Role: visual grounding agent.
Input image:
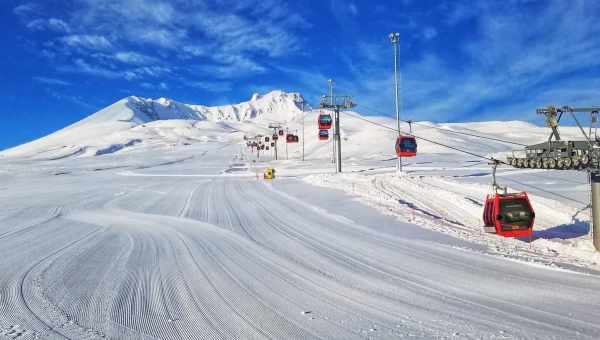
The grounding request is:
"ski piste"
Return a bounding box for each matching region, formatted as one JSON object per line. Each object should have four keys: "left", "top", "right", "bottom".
{"left": 2, "top": 91, "right": 600, "bottom": 339}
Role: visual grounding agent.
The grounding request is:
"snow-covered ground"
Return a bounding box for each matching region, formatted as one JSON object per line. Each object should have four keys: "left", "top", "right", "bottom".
{"left": 2, "top": 91, "right": 600, "bottom": 339}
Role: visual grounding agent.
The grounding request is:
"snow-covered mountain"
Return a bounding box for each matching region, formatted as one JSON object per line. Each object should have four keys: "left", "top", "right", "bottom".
{"left": 192, "top": 91, "right": 306, "bottom": 122}
{"left": 76, "top": 90, "right": 305, "bottom": 125}
{"left": 2, "top": 88, "right": 590, "bottom": 162}
{"left": 1, "top": 90, "right": 305, "bottom": 159}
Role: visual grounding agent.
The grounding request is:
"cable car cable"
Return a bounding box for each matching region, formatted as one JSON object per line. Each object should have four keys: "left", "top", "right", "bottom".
{"left": 328, "top": 85, "right": 527, "bottom": 147}
{"left": 343, "top": 111, "right": 590, "bottom": 206}
{"left": 407, "top": 120, "right": 528, "bottom": 147}
{"left": 341, "top": 110, "right": 507, "bottom": 164}
{"left": 350, "top": 102, "right": 528, "bottom": 147}
{"left": 499, "top": 176, "right": 588, "bottom": 205}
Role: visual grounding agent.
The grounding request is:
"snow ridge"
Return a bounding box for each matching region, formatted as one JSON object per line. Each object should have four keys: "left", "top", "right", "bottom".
{"left": 0, "top": 90, "right": 305, "bottom": 159}
{"left": 191, "top": 90, "right": 306, "bottom": 122}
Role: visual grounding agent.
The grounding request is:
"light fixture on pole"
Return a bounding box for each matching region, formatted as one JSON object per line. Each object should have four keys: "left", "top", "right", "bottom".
{"left": 389, "top": 32, "right": 402, "bottom": 173}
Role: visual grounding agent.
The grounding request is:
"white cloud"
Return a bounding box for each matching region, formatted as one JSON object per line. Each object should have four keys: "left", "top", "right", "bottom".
{"left": 134, "top": 27, "right": 188, "bottom": 49}
{"left": 49, "top": 18, "right": 71, "bottom": 32}
{"left": 181, "top": 46, "right": 205, "bottom": 57}
{"left": 443, "top": 2, "right": 479, "bottom": 26}
{"left": 186, "top": 80, "right": 232, "bottom": 93}
{"left": 140, "top": 82, "right": 169, "bottom": 90}
{"left": 33, "top": 76, "right": 72, "bottom": 86}
{"left": 15, "top": 0, "right": 308, "bottom": 85}
{"left": 114, "top": 51, "right": 158, "bottom": 65}
{"left": 59, "top": 59, "right": 121, "bottom": 79}
{"left": 26, "top": 18, "right": 70, "bottom": 32}
{"left": 48, "top": 90, "right": 96, "bottom": 109}
{"left": 80, "top": 0, "right": 177, "bottom": 25}
{"left": 422, "top": 27, "right": 437, "bottom": 40}
{"left": 61, "top": 35, "right": 113, "bottom": 50}
{"left": 13, "top": 3, "right": 38, "bottom": 17}
{"left": 197, "top": 55, "right": 267, "bottom": 78}
{"left": 334, "top": 0, "right": 600, "bottom": 123}
{"left": 348, "top": 3, "right": 358, "bottom": 16}
{"left": 58, "top": 58, "right": 172, "bottom": 81}
{"left": 192, "top": 12, "right": 299, "bottom": 58}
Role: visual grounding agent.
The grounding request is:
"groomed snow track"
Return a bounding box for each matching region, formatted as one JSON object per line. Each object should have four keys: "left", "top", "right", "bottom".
{"left": 2, "top": 144, "right": 600, "bottom": 340}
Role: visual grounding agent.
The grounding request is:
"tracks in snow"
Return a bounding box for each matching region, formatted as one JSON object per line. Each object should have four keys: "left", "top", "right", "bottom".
{"left": 2, "top": 167, "right": 600, "bottom": 339}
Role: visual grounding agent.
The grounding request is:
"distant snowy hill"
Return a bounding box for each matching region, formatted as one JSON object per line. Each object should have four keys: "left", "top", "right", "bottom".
{"left": 74, "top": 96, "right": 206, "bottom": 126}
{"left": 0, "top": 88, "right": 588, "bottom": 161}
{"left": 1, "top": 91, "right": 305, "bottom": 159}
{"left": 74, "top": 90, "right": 305, "bottom": 125}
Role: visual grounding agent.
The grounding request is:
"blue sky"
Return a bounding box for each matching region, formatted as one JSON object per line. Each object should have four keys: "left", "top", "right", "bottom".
{"left": 2, "top": 0, "right": 600, "bottom": 150}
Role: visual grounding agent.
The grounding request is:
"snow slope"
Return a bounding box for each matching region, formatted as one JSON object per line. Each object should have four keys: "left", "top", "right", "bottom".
{"left": 3, "top": 90, "right": 600, "bottom": 339}
{"left": 2, "top": 143, "right": 600, "bottom": 339}
{"left": 1, "top": 91, "right": 305, "bottom": 159}
{"left": 1, "top": 87, "right": 586, "bottom": 162}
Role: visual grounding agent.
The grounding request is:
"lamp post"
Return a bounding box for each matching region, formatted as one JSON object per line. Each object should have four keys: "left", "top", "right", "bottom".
{"left": 301, "top": 100, "right": 305, "bottom": 161}
{"left": 329, "top": 79, "right": 335, "bottom": 167}
{"left": 390, "top": 32, "right": 402, "bottom": 173}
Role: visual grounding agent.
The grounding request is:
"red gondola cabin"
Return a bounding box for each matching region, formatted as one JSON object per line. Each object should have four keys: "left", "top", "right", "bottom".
{"left": 286, "top": 134, "right": 299, "bottom": 143}
{"left": 319, "top": 129, "right": 329, "bottom": 140}
{"left": 395, "top": 136, "right": 417, "bottom": 157}
{"left": 483, "top": 192, "right": 535, "bottom": 238}
{"left": 318, "top": 113, "right": 333, "bottom": 130}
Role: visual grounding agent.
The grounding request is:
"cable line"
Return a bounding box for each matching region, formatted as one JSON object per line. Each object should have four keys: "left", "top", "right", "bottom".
{"left": 408, "top": 120, "right": 527, "bottom": 147}
{"left": 329, "top": 85, "right": 527, "bottom": 147}
{"left": 342, "top": 111, "right": 590, "bottom": 206}
{"left": 353, "top": 102, "right": 527, "bottom": 147}
{"left": 341, "top": 111, "right": 591, "bottom": 206}
{"left": 341, "top": 110, "right": 507, "bottom": 164}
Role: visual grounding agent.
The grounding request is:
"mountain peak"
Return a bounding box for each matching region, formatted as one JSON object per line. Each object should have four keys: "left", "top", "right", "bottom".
{"left": 192, "top": 90, "right": 305, "bottom": 122}
{"left": 118, "top": 90, "right": 305, "bottom": 124}
{"left": 2, "top": 90, "right": 309, "bottom": 158}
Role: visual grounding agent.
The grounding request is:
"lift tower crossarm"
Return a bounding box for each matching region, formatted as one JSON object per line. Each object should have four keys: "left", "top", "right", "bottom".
{"left": 268, "top": 123, "right": 283, "bottom": 161}
{"left": 320, "top": 95, "right": 356, "bottom": 173}
{"left": 561, "top": 106, "right": 600, "bottom": 113}
{"left": 536, "top": 106, "right": 562, "bottom": 141}
{"left": 538, "top": 105, "right": 600, "bottom": 147}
